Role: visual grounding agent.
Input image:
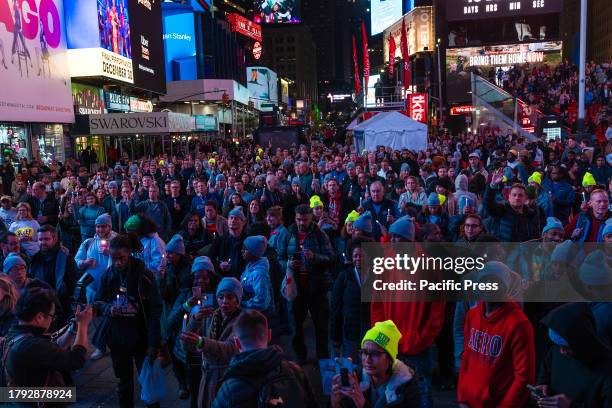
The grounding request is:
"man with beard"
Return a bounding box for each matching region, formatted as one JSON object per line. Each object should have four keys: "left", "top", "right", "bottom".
{"left": 29, "top": 225, "right": 77, "bottom": 329}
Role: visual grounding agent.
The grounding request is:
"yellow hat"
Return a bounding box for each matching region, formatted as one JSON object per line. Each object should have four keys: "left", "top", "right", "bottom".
{"left": 582, "top": 172, "right": 596, "bottom": 187}
{"left": 361, "top": 320, "right": 402, "bottom": 361}
{"left": 256, "top": 156, "right": 261, "bottom": 162}
{"left": 159, "top": 160, "right": 165, "bottom": 165}
{"left": 257, "top": 148, "right": 263, "bottom": 155}
{"left": 528, "top": 171, "right": 543, "bottom": 185}
{"left": 345, "top": 210, "right": 360, "bottom": 224}
{"left": 438, "top": 194, "right": 447, "bottom": 206}
{"left": 208, "top": 158, "right": 216, "bottom": 165}
{"left": 309, "top": 195, "right": 324, "bottom": 209}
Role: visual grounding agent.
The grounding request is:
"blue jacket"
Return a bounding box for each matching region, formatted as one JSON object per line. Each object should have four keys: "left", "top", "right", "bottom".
{"left": 191, "top": 193, "right": 223, "bottom": 217}
{"left": 268, "top": 224, "right": 289, "bottom": 254}
{"left": 75, "top": 233, "right": 118, "bottom": 300}
{"left": 240, "top": 257, "right": 273, "bottom": 313}
{"left": 136, "top": 233, "right": 166, "bottom": 276}
{"left": 541, "top": 178, "right": 576, "bottom": 223}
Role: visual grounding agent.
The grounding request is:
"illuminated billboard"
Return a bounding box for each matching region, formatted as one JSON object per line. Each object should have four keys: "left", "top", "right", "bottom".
{"left": 447, "top": 0, "right": 563, "bottom": 21}
{"left": 0, "top": 0, "right": 74, "bottom": 123}
{"left": 446, "top": 41, "right": 562, "bottom": 103}
{"left": 228, "top": 13, "right": 262, "bottom": 42}
{"left": 371, "top": 0, "right": 403, "bottom": 36}
{"left": 72, "top": 84, "right": 106, "bottom": 115}
{"left": 383, "top": 7, "right": 434, "bottom": 59}
{"left": 247, "top": 67, "right": 278, "bottom": 104}
{"left": 255, "top": 0, "right": 301, "bottom": 24}
{"left": 65, "top": 0, "right": 165, "bottom": 93}
{"left": 163, "top": 7, "right": 196, "bottom": 82}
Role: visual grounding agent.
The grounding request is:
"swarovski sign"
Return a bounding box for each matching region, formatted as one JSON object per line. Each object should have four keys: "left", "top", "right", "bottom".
{"left": 88, "top": 112, "right": 192, "bottom": 134}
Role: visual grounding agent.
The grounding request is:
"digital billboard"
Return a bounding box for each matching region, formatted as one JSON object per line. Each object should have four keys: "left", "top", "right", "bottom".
{"left": 128, "top": 0, "right": 166, "bottom": 94}
{"left": 0, "top": 0, "right": 74, "bottom": 123}
{"left": 447, "top": 0, "right": 563, "bottom": 21}
{"left": 446, "top": 41, "right": 563, "bottom": 103}
{"left": 72, "top": 84, "right": 106, "bottom": 115}
{"left": 371, "top": 0, "right": 403, "bottom": 36}
{"left": 383, "top": 7, "right": 434, "bottom": 60}
{"left": 254, "top": 0, "right": 301, "bottom": 24}
{"left": 247, "top": 67, "right": 278, "bottom": 104}
{"left": 65, "top": 0, "right": 165, "bottom": 93}
{"left": 163, "top": 7, "right": 196, "bottom": 82}
{"left": 228, "top": 13, "right": 262, "bottom": 42}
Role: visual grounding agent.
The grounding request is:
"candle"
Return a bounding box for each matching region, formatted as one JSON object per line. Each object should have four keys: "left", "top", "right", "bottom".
{"left": 182, "top": 314, "right": 188, "bottom": 331}
{"left": 582, "top": 192, "right": 587, "bottom": 202}
{"left": 115, "top": 294, "right": 120, "bottom": 306}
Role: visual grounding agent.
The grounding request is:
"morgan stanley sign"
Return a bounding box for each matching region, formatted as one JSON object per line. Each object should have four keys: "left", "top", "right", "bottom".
{"left": 88, "top": 112, "right": 193, "bottom": 134}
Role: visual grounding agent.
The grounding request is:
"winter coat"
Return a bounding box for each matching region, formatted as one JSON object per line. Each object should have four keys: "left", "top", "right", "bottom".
{"left": 268, "top": 224, "right": 289, "bottom": 254}
{"left": 482, "top": 185, "right": 542, "bottom": 242}
{"left": 211, "top": 346, "right": 318, "bottom": 408}
{"left": 74, "top": 233, "right": 118, "bottom": 300}
{"left": 77, "top": 204, "right": 106, "bottom": 239}
{"left": 453, "top": 174, "right": 479, "bottom": 210}
{"left": 26, "top": 195, "right": 58, "bottom": 226}
{"left": 193, "top": 309, "right": 245, "bottom": 408}
{"left": 361, "top": 198, "right": 399, "bottom": 241}
{"left": 240, "top": 257, "right": 274, "bottom": 314}
{"left": 398, "top": 190, "right": 428, "bottom": 212}
{"left": 565, "top": 209, "right": 611, "bottom": 242}
{"left": 541, "top": 178, "right": 576, "bottom": 223}
{"left": 592, "top": 302, "right": 612, "bottom": 348}
{"left": 330, "top": 266, "right": 371, "bottom": 343}
{"left": 137, "top": 233, "right": 166, "bottom": 276}
{"left": 207, "top": 232, "right": 247, "bottom": 279}
{"left": 136, "top": 200, "right": 173, "bottom": 241}
{"left": 359, "top": 358, "right": 421, "bottom": 408}
{"left": 94, "top": 257, "right": 162, "bottom": 350}
{"left": 276, "top": 222, "right": 335, "bottom": 293}
{"left": 458, "top": 302, "right": 535, "bottom": 408}
{"left": 539, "top": 303, "right": 612, "bottom": 407}
{"left": 159, "top": 256, "right": 192, "bottom": 341}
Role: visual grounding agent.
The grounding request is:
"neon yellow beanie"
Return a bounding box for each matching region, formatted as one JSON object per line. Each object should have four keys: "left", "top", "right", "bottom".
{"left": 345, "top": 210, "right": 360, "bottom": 224}
{"left": 438, "top": 194, "right": 447, "bottom": 206}
{"left": 582, "top": 172, "right": 596, "bottom": 187}
{"left": 309, "top": 195, "right": 323, "bottom": 208}
{"left": 208, "top": 158, "right": 216, "bottom": 165}
{"left": 361, "top": 320, "right": 402, "bottom": 361}
{"left": 528, "top": 171, "right": 543, "bottom": 185}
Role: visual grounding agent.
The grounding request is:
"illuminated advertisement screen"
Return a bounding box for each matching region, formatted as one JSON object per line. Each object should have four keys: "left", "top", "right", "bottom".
{"left": 163, "top": 7, "right": 196, "bottom": 82}
{"left": 72, "top": 84, "right": 106, "bottom": 115}
{"left": 0, "top": 0, "right": 74, "bottom": 123}
{"left": 446, "top": 41, "right": 562, "bottom": 103}
{"left": 98, "top": 0, "right": 131, "bottom": 58}
{"left": 371, "top": 0, "right": 403, "bottom": 36}
{"left": 128, "top": 0, "right": 166, "bottom": 94}
{"left": 447, "top": 0, "right": 563, "bottom": 21}
{"left": 254, "top": 0, "right": 301, "bottom": 24}
{"left": 247, "top": 67, "right": 279, "bottom": 104}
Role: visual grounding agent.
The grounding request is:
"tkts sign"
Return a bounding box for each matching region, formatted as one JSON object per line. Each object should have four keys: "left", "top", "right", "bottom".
{"left": 227, "top": 13, "right": 262, "bottom": 42}
{"left": 407, "top": 93, "right": 428, "bottom": 124}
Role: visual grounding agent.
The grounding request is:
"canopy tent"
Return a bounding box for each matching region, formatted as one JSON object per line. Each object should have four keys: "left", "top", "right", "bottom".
{"left": 353, "top": 111, "right": 428, "bottom": 152}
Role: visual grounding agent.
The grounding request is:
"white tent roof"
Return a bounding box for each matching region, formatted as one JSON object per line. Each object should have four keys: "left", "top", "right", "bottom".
{"left": 353, "top": 111, "right": 428, "bottom": 152}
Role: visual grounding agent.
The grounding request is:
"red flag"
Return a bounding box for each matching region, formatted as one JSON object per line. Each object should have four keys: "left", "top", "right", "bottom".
{"left": 362, "top": 21, "right": 370, "bottom": 91}
{"left": 400, "top": 18, "right": 411, "bottom": 91}
{"left": 388, "top": 35, "right": 396, "bottom": 78}
{"left": 352, "top": 35, "right": 361, "bottom": 95}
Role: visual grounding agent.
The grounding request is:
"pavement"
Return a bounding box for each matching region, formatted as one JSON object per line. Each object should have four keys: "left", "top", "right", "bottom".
{"left": 71, "top": 318, "right": 457, "bottom": 407}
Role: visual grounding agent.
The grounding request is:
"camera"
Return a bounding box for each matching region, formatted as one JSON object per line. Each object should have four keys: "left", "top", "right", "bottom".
{"left": 71, "top": 273, "right": 94, "bottom": 314}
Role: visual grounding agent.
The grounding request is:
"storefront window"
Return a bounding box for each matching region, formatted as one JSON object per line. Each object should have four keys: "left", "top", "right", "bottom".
{"left": 0, "top": 124, "right": 29, "bottom": 165}
{"left": 36, "top": 124, "right": 64, "bottom": 165}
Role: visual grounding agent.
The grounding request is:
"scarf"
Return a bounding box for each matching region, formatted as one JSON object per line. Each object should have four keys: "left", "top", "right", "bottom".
{"left": 209, "top": 307, "right": 241, "bottom": 341}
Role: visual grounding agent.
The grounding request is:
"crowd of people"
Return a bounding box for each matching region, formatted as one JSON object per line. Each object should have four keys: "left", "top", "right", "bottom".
{"left": 0, "top": 123, "right": 610, "bottom": 408}
{"left": 492, "top": 60, "right": 612, "bottom": 138}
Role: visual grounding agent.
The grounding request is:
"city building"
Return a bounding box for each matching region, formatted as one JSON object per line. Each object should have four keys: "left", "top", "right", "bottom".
{"left": 261, "top": 24, "right": 319, "bottom": 113}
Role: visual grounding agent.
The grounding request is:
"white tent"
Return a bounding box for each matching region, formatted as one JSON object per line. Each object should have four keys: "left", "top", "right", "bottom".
{"left": 353, "top": 111, "right": 428, "bottom": 152}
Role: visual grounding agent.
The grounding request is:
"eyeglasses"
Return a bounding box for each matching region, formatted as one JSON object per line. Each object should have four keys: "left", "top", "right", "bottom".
{"left": 464, "top": 223, "right": 481, "bottom": 229}
{"left": 43, "top": 312, "right": 56, "bottom": 320}
{"left": 358, "top": 348, "right": 386, "bottom": 359}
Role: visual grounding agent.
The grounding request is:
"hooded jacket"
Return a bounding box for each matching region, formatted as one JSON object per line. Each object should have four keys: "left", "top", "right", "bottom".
{"left": 359, "top": 358, "right": 420, "bottom": 408}
{"left": 240, "top": 257, "right": 273, "bottom": 313}
{"left": 211, "top": 346, "right": 318, "bottom": 408}
{"left": 538, "top": 303, "right": 612, "bottom": 407}
{"left": 453, "top": 174, "right": 479, "bottom": 209}
{"left": 458, "top": 302, "right": 535, "bottom": 408}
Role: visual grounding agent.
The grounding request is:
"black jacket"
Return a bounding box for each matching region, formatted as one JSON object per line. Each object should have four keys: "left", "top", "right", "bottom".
{"left": 330, "top": 266, "right": 371, "bottom": 343}
{"left": 208, "top": 232, "right": 247, "bottom": 279}
{"left": 538, "top": 303, "right": 612, "bottom": 407}
{"left": 4, "top": 324, "right": 87, "bottom": 387}
{"left": 95, "top": 257, "right": 162, "bottom": 349}
{"left": 211, "top": 346, "right": 318, "bottom": 408}
{"left": 27, "top": 194, "right": 58, "bottom": 226}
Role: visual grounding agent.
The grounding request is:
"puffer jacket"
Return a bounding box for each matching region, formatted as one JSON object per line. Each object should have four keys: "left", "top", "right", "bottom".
{"left": 359, "top": 358, "right": 421, "bottom": 408}
{"left": 482, "top": 185, "right": 542, "bottom": 242}
{"left": 330, "top": 266, "right": 371, "bottom": 343}
{"left": 240, "top": 257, "right": 273, "bottom": 313}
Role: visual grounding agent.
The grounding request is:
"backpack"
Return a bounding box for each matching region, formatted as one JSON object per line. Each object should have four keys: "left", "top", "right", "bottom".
{"left": 245, "top": 361, "right": 313, "bottom": 408}
{"left": 0, "top": 333, "right": 32, "bottom": 387}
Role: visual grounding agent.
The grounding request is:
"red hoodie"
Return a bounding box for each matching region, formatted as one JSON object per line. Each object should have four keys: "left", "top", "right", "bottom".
{"left": 458, "top": 302, "right": 535, "bottom": 408}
